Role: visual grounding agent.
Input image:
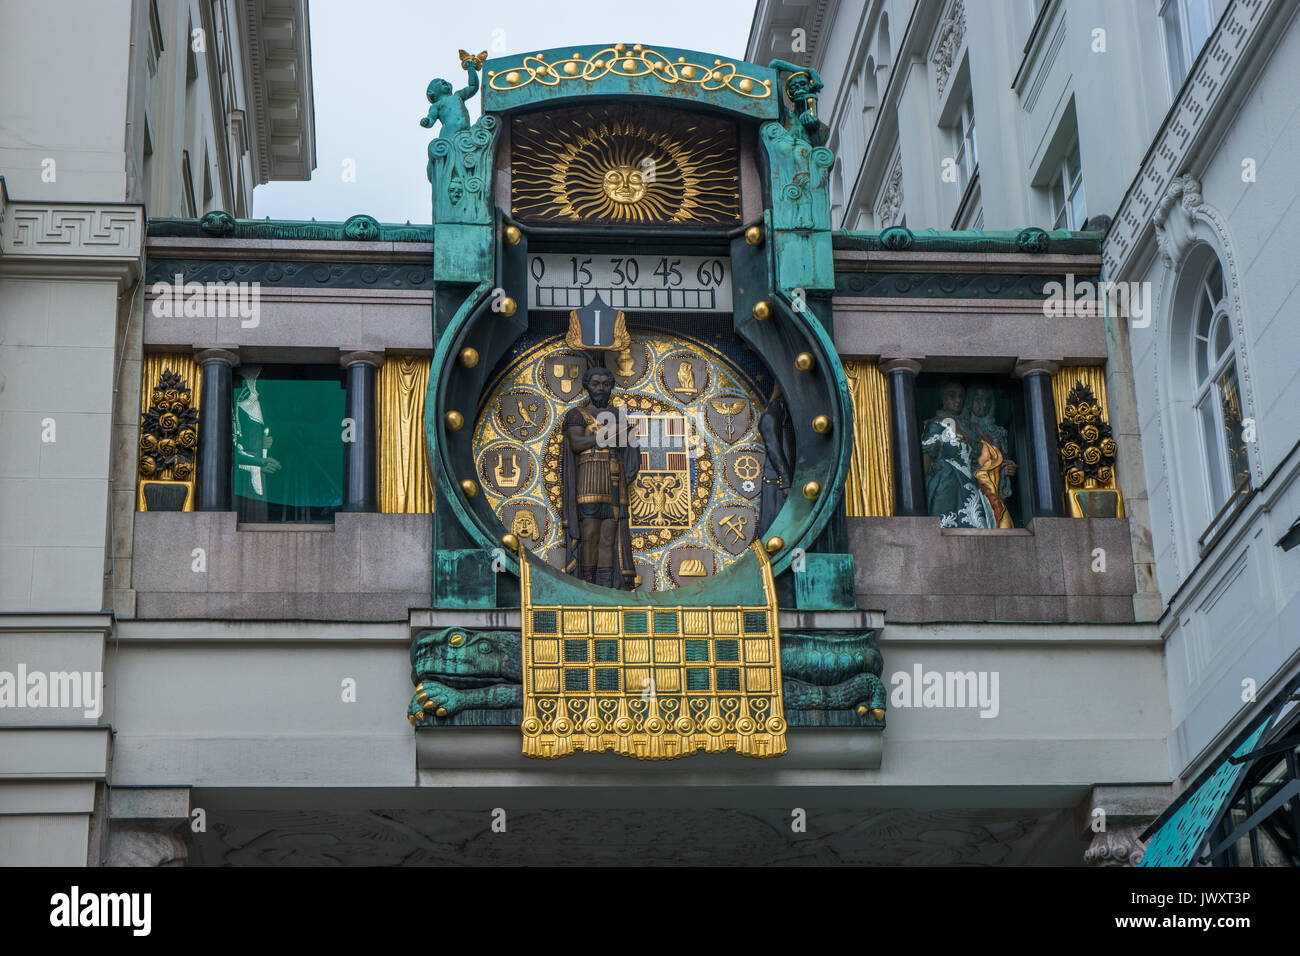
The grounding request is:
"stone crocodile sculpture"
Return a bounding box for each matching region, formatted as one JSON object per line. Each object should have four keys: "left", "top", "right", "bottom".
{"left": 407, "top": 627, "right": 886, "bottom": 728}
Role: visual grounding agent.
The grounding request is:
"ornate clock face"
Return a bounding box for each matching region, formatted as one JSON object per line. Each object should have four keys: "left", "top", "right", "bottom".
{"left": 471, "top": 329, "right": 771, "bottom": 591}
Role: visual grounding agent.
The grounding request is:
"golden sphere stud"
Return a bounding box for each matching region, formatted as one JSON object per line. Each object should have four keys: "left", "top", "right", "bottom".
{"left": 498, "top": 296, "right": 517, "bottom": 317}
{"left": 505, "top": 71, "right": 520, "bottom": 85}
{"left": 752, "top": 300, "right": 771, "bottom": 321}
{"left": 504, "top": 225, "right": 522, "bottom": 245}
{"left": 459, "top": 479, "right": 478, "bottom": 498}
{"left": 764, "top": 536, "right": 785, "bottom": 554}
{"left": 744, "top": 225, "right": 764, "bottom": 246}
{"left": 812, "top": 415, "right": 832, "bottom": 434}
{"left": 444, "top": 410, "right": 464, "bottom": 431}
{"left": 500, "top": 533, "right": 520, "bottom": 552}
{"left": 802, "top": 481, "right": 822, "bottom": 500}
{"left": 459, "top": 347, "right": 479, "bottom": 368}
{"left": 795, "top": 352, "right": 815, "bottom": 372}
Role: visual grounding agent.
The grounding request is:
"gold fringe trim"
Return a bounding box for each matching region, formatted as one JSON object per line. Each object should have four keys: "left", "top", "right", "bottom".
{"left": 519, "top": 543, "right": 787, "bottom": 760}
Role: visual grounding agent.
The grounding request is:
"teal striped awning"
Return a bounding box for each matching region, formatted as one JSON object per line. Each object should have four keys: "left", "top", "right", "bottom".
{"left": 1139, "top": 716, "right": 1274, "bottom": 867}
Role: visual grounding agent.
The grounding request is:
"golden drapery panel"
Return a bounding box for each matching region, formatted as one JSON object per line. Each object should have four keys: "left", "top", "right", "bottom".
{"left": 379, "top": 355, "right": 435, "bottom": 514}
{"left": 1052, "top": 366, "right": 1124, "bottom": 517}
{"left": 137, "top": 353, "right": 200, "bottom": 511}
{"left": 518, "top": 542, "right": 787, "bottom": 760}
{"left": 843, "top": 360, "right": 893, "bottom": 517}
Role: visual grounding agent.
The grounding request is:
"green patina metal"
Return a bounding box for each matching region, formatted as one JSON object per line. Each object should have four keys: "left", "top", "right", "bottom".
{"left": 793, "top": 552, "right": 856, "bottom": 610}
{"left": 480, "top": 44, "right": 781, "bottom": 121}
{"left": 407, "top": 625, "right": 885, "bottom": 728}
{"left": 833, "top": 225, "right": 1104, "bottom": 256}
{"left": 760, "top": 121, "right": 836, "bottom": 292}
{"left": 148, "top": 212, "right": 433, "bottom": 242}
{"left": 422, "top": 44, "right": 856, "bottom": 613}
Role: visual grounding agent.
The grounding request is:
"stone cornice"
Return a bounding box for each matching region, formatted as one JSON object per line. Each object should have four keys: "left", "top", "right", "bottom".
{"left": 240, "top": 0, "right": 316, "bottom": 185}
{"left": 0, "top": 180, "right": 143, "bottom": 284}
{"left": 1103, "top": 0, "right": 1284, "bottom": 279}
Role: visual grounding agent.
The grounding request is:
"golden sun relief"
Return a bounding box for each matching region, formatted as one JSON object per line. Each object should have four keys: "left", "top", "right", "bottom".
{"left": 511, "top": 105, "right": 740, "bottom": 224}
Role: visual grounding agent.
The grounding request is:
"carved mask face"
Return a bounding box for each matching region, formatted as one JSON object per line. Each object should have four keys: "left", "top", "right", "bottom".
{"left": 448, "top": 176, "right": 465, "bottom": 204}
{"left": 602, "top": 167, "right": 647, "bottom": 204}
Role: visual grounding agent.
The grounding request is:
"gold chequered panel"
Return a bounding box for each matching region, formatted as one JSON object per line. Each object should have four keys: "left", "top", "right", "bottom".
{"left": 518, "top": 543, "right": 787, "bottom": 760}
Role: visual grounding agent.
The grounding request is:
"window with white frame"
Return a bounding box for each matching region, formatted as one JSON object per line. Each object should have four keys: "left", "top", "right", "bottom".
{"left": 1161, "top": 0, "right": 1214, "bottom": 93}
{"left": 952, "top": 92, "right": 978, "bottom": 191}
{"left": 1049, "top": 140, "right": 1086, "bottom": 229}
{"left": 1190, "top": 255, "right": 1250, "bottom": 514}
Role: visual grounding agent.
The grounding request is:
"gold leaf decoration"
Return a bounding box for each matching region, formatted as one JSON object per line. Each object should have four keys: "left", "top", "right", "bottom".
{"left": 511, "top": 105, "right": 740, "bottom": 224}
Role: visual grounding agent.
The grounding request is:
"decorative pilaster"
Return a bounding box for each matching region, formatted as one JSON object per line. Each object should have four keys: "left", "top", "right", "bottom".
{"left": 1015, "top": 360, "right": 1066, "bottom": 517}
{"left": 195, "top": 348, "right": 238, "bottom": 512}
{"left": 341, "top": 351, "right": 382, "bottom": 513}
{"left": 881, "top": 358, "right": 926, "bottom": 517}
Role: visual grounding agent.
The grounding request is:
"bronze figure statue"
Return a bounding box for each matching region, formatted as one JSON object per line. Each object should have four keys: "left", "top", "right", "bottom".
{"left": 561, "top": 367, "right": 641, "bottom": 589}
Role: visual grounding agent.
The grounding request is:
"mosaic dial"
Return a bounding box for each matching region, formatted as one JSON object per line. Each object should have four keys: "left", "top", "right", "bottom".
{"left": 472, "top": 332, "right": 766, "bottom": 591}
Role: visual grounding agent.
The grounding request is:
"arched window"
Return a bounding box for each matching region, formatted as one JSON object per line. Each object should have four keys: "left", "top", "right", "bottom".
{"left": 1189, "top": 255, "right": 1250, "bottom": 511}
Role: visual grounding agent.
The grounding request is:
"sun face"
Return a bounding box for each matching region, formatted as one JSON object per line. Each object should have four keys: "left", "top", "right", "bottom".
{"left": 602, "top": 167, "right": 647, "bottom": 204}
{"left": 512, "top": 105, "right": 740, "bottom": 224}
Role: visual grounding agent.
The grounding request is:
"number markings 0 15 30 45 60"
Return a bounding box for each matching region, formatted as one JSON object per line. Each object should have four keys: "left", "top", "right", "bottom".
{"left": 527, "top": 254, "right": 732, "bottom": 313}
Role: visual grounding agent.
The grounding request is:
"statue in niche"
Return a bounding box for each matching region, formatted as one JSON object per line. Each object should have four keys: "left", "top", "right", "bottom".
{"left": 961, "top": 385, "right": 1017, "bottom": 524}
{"left": 561, "top": 367, "right": 641, "bottom": 589}
{"left": 921, "top": 380, "right": 1015, "bottom": 529}
{"left": 758, "top": 387, "right": 796, "bottom": 533}
{"left": 767, "top": 60, "right": 827, "bottom": 146}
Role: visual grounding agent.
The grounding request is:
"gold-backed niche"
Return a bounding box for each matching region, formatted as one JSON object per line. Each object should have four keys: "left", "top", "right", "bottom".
{"left": 137, "top": 354, "right": 201, "bottom": 511}
{"left": 1053, "top": 366, "right": 1125, "bottom": 518}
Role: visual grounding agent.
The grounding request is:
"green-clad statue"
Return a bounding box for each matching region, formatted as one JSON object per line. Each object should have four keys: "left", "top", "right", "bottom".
{"left": 921, "top": 380, "right": 1015, "bottom": 529}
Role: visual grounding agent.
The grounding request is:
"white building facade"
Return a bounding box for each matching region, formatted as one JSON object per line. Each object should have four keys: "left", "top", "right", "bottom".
{"left": 0, "top": 0, "right": 314, "bottom": 865}
{"left": 748, "top": 0, "right": 1300, "bottom": 864}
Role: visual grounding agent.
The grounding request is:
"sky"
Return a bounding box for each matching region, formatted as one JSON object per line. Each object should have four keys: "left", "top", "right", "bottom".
{"left": 253, "top": 0, "right": 759, "bottom": 223}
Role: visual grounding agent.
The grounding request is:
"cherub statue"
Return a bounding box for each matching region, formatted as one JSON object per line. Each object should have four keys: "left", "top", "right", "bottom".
{"left": 767, "top": 59, "right": 827, "bottom": 146}
{"left": 419, "top": 49, "right": 486, "bottom": 141}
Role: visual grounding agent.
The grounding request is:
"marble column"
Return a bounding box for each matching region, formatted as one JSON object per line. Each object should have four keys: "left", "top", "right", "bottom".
{"left": 881, "top": 358, "right": 927, "bottom": 516}
{"left": 194, "top": 348, "right": 238, "bottom": 511}
{"left": 340, "top": 351, "right": 382, "bottom": 513}
{"left": 1015, "top": 360, "right": 1066, "bottom": 518}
